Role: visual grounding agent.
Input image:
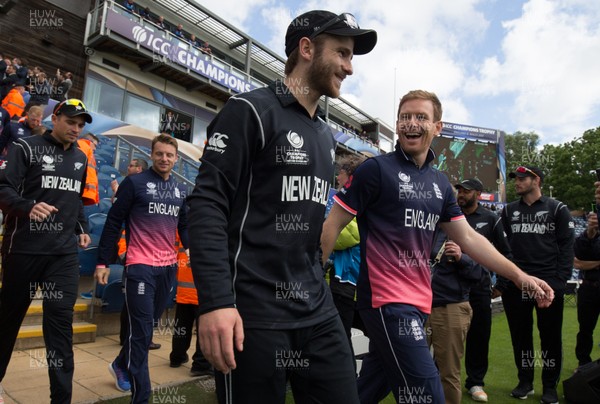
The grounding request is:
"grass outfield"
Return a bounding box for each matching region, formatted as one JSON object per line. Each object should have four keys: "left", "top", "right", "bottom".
{"left": 100, "top": 303, "right": 591, "bottom": 403}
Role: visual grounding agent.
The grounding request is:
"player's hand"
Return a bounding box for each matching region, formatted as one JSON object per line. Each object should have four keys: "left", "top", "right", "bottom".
{"left": 586, "top": 212, "right": 598, "bottom": 239}
{"left": 94, "top": 266, "right": 110, "bottom": 286}
{"left": 444, "top": 240, "right": 462, "bottom": 261}
{"left": 517, "top": 274, "right": 555, "bottom": 308}
{"left": 594, "top": 181, "right": 600, "bottom": 204}
{"left": 110, "top": 179, "right": 119, "bottom": 193}
{"left": 491, "top": 288, "right": 502, "bottom": 299}
{"left": 29, "top": 202, "right": 58, "bottom": 221}
{"left": 198, "top": 308, "right": 244, "bottom": 374}
{"left": 78, "top": 233, "right": 91, "bottom": 248}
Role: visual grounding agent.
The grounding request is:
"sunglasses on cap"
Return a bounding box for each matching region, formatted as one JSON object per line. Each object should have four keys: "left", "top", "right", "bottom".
{"left": 54, "top": 99, "right": 87, "bottom": 114}
{"left": 516, "top": 166, "right": 540, "bottom": 178}
{"left": 310, "top": 13, "right": 357, "bottom": 39}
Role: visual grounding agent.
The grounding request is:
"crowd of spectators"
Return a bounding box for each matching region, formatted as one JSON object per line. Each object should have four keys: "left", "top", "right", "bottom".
{"left": 122, "top": 1, "right": 212, "bottom": 55}
{"left": 0, "top": 51, "right": 77, "bottom": 155}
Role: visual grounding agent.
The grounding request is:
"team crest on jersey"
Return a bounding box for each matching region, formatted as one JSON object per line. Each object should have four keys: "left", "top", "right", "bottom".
{"left": 475, "top": 222, "right": 488, "bottom": 229}
{"left": 174, "top": 187, "right": 181, "bottom": 198}
{"left": 74, "top": 162, "right": 83, "bottom": 170}
{"left": 42, "top": 155, "right": 55, "bottom": 171}
{"left": 146, "top": 182, "right": 157, "bottom": 195}
{"left": 275, "top": 130, "right": 309, "bottom": 166}
{"left": 398, "top": 171, "right": 410, "bottom": 183}
{"left": 432, "top": 183, "right": 443, "bottom": 199}
{"left": 511, "top": 210, "right": 521, "bottom": 221}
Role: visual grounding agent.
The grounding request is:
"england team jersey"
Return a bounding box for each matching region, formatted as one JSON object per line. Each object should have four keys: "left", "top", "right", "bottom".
{"left": 334, "top": 146, "right": 464, "bottom": 314}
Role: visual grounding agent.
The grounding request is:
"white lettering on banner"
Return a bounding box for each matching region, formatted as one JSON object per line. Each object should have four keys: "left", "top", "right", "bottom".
{"left": 281, "top": 176, "right": 329, "bottom": 206}
{"left": 41, "top": 175, "right": 81, "bottom": 192}
{"left": 148, "top": 202, "right": 180, "bottom": 216}
{"left": 404, "top": 209, "right": 439, "bottom": 231}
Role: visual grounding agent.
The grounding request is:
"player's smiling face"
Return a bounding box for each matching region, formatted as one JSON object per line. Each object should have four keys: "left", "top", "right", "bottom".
{"left": 396, "top": 99, "right": 442, "bottom": 164}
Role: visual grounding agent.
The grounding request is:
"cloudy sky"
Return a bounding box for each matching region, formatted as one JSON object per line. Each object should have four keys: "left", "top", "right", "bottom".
{"left": 196, "top": 0, "right": 599, "bottom": 145}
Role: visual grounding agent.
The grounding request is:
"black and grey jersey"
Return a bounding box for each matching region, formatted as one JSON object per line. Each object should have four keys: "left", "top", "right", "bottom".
{"left": 188, "top": 80, "right": 337, "bottom": 329}
{"left": 501, "top": 196, "right": 575, "bottom": 291}
{"left": 0, "top": 131, "right": 88, "bottom": 256}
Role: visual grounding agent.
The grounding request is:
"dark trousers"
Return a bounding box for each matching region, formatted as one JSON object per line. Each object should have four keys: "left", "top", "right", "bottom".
{"left": 0, "top": 253, "right": 79, "bottom": 404}
{"left": 576, "top": 281, "right": 600, "bottom": 365}
{"left": 214, "top": 315, "right": 358, "bottom": 404}
{"left": 465, "top": 287, "right": 492, "bottom": 389}
{"left": 116, "top": 263, "right": 176, "bottom": 404}
{"left": 169, "top": 303, "right": 209, "bottom": 370}
{"left": 358, "top": 304, "right": 445, "bottom": 404}
{"left": 502, "top": 286, "right": 564, "bottom": 388}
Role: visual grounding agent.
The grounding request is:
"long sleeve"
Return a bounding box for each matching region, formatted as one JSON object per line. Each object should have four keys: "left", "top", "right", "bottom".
{"left": 187, "top": 97, "right": 261, "bottom": 314}
{"left": 0, "top": 139, "right": 36, "bottom": 216}
{"left": 97, "top": 177, "right": 135, "bottom": 265}
{"left": 555, "top": 204, "right": 575, "bottom": 282}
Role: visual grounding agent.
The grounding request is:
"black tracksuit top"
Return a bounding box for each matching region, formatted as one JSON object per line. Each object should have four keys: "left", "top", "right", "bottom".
{"left": 187, "top": 80, "right": 337, "bottom": 329}
{"left": 0, "top": 131, "right": 88, "bottom": 256}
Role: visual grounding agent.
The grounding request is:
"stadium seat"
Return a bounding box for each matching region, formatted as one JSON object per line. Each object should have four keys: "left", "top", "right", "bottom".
{"left": 79, "top": 247, "right": 99, "bottom": 276}
{"left": 99, "top": 165, "right": 121, "bottom": 177}
{"left": 90, "top": 264, "right": 125, "bottom": 318}
{"left": 99, "top": 198, "right": 113, "bottom": 214}
{"left": 84, "top": 203, "right": 101, "bottom": 217}
{"left": 88, "top": 213, "right": 107, "bottom": 236}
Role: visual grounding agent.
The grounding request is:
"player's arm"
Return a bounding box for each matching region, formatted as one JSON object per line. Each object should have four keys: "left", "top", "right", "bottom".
{"left": 441, "top": 219, "right": 554, "bottom": 307}
{"left": 0, "top": 139, "right": 38, "bottom": 216}
{"left": 321, "top": 203, "right": 355, "bottom": 266}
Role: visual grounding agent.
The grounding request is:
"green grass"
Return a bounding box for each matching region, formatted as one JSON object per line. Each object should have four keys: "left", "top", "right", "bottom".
{"left": 99, "top": 304, "right": 588, "bottom": 403}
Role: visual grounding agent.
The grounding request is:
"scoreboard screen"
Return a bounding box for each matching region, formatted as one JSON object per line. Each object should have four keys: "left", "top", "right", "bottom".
{"left": 431, "top": 136, "right": 499, "bottom": 193}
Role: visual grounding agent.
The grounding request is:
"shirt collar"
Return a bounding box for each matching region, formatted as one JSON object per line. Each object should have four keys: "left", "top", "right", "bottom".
{"left": 43, "top": 130, "right": 73, "bottom": 150}
{"left": 268, "top": 80, "right": 326, "bottom": 120}
{"left": 394, "top": 142, "right": 436, "bottom": 167}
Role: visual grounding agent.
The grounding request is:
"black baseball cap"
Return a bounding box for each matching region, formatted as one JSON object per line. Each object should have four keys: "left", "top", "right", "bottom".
{"left": 285, "top": 10, "right": 377, "bottom": 57}
{"left": 508, "top": 165, "right": 544, "bottom": 181}
{"left": 455, "top": 178, "right": 483, "bottom": 192}
{"left": 53, "top": 99, "right": 92, "bottom": 124}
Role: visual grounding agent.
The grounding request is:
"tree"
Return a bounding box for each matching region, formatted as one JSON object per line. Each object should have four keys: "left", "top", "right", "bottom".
{"left": 503, "top": 127, "right": 600, "bottom": 211}
{"left": 503, "top": 131, "right": 541, "bottom": 203}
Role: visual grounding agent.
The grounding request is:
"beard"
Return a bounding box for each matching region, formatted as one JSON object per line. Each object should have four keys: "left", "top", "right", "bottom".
{"left": 306, "top": 51, "right": 339, "bottom": 98}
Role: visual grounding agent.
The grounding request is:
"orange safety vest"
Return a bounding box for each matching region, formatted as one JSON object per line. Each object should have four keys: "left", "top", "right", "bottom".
{"left": 1, "top": 89, "right": 25, "bottom": 119}
{"left": 77, "top": 139, "right": 99, "bottom": 205}
{"left": 174, "top": 235, "right": 198, "bottom": 305}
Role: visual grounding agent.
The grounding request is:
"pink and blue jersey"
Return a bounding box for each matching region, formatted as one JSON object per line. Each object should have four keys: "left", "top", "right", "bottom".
{"left": 98, "top": 168, "right": 188, "bottom": 267}
{"left": 334, "top": 147, "right": 464, "bottom": 314}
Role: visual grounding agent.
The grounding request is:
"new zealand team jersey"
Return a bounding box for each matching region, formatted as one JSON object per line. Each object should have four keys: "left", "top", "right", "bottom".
{"left": 501, "top": 196, "right": 574, "bottom": 291}
{"left": 187, "top": 80, "right": 337, "bottom": 329}
{"left": 334, "top": 145, "right": 464, "bottom": 314}
{"left": 98, "top": 168, "right": 188, "bottom": 267}
{"left": 0, "top": 132, "right": 88, "bottom": 255}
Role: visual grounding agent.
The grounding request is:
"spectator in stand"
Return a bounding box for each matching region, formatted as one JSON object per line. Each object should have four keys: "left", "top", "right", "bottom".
{"left": 13, "top": 58, "right": 28, "bottom": 85}
{"left": 189, "top": 34, "right": 201, "bottom": 49}
{"left": 0, "top": 105, "right": 43, "bottom": 155}
{"left": 123, "top": 0, "right": 135, "bottom": 13}
{"left": 53, "top": 69, "right": 72, "bottom": 102}
{"left": 156, "top": 16, "right": 167, "bottom": 30}
{"left": 0, "top": 53, "right": 6, "bottom": 78}
{"left": 169, "top": 231, "right": 212, "bottom": 377}
{"left": 174, "top": 24, "right": 185, "bottom": 39}
{"left": 574, "top": 209, "right": 600, "bottom": 367}
{"left": 200, "top": 41, "right": 212, "bottom": 55}
{"left": 140, "top": 7, "right": 151, "bottom": 20}
{"left": 1, "top": 85, "right": 26, "bottom": 119}
{"left": 0, "top": 62, "right": 18, "bottom": 100}
{"left": 31, "top": 125, "right": 47, "bottom": 136}
{"left": 29, "top": 72, "right": 52, "bottom": 106}
{"left": 500, "top": 166, "right": 574, "bottom": 404}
